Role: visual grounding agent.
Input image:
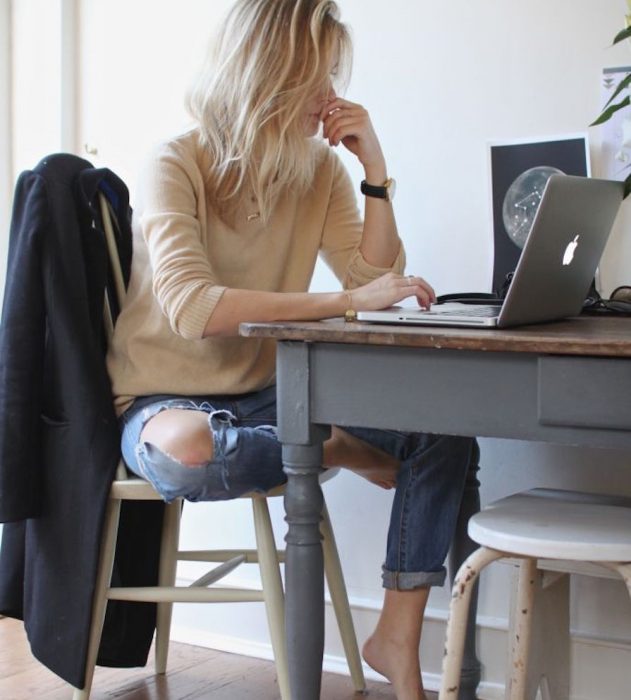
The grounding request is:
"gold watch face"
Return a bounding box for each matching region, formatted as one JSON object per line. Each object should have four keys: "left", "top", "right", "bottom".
{"left": 385, "top": 178, "right": 396, "bottom": 202}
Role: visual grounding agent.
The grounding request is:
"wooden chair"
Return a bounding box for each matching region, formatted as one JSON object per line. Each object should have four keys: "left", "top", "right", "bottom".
{"left": 72, "top": 194, "right": 365, "bottom": 700}
{"left": 438, "top": 487, "right": 631, "bottom": 700}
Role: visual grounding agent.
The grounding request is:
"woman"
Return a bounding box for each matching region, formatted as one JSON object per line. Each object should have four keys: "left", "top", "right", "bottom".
{"left": 107, "top": 1, "right": 479, "bottom": 698}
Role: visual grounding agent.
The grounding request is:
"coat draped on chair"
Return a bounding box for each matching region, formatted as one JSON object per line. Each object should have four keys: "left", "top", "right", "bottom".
{"left": 0, "top": 154, "right": 163, "bottom": 688}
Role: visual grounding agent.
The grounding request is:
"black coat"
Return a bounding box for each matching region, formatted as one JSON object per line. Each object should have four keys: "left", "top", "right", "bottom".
{"left": 0, "top": 154, "right": 164, "bottom": 688}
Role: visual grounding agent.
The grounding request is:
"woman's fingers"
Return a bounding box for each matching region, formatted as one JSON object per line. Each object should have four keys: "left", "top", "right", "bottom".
{"left": 323, "top": 110, "right": 367, "bottom": 142}
{"left": 320, "top": 96, "right": 360, "bottom": 121}
{"left": 324, "top": 116, "right": 363, "bottom": 146}
{"left": 322, "top": 99, "right": 379, "bottom": 155}
{"left": 397, "top": 274, "right": 436, "bottom": 309}
{"left": 354, "top": 272, "right": 436, "bottom": 312}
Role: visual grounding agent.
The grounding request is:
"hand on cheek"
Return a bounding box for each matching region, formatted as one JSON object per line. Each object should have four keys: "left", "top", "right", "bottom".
{"left": 321, "top": 97, "right": 385, "bottom": 171}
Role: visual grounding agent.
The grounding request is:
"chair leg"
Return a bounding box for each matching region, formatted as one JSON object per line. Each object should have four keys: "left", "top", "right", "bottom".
{"left": 439, "top": 546, "right": 505, "bottom": 700}
{"left": 507, "top": 558, "right": 537, "bottom": 700}
{"left": 72, "top": 497, "right": 122, "bottom": 700}
{"left": 252, "top": 498, "right": 291, "bottom": 700}
{"left": 155, "top": 499, "right": 183, "bottom": 675}
{"left": 321, "top": 502, "right": 366, "bottom": 692}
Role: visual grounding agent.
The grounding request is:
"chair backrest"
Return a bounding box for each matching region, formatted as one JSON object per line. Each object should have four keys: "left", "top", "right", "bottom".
{"left": 99, "top": 193, "right": 127, "bottom": 339}
{"left": 98, "top": 192, "right": 130, "bottom": 481}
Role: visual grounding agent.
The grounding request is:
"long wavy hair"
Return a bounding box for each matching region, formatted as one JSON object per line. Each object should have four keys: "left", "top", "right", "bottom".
{"left": 187, "top": 0, "right": 352, "bottom": 221}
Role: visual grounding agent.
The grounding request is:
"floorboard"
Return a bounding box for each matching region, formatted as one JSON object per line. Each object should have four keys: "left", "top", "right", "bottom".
{"left": 0, "top": 617, "right": 438, "bottom": 699}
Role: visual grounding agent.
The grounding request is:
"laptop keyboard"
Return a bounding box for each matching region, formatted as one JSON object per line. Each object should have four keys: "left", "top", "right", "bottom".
{"left": 431, "top": 305, "right": 500, "bottom": 317}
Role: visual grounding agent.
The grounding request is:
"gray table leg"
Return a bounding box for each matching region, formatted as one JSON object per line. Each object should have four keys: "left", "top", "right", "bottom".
{"left": 447, "top": 469, "right": 481, "bottom": 700}
{"left": 282, "top": 432, "right": 328, "bottom": 700}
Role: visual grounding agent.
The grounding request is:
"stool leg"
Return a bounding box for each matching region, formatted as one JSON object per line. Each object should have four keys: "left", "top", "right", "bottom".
{"left": 252, "top": 498, "right": 291, "bottom": 700}
{"left": 600, "top": 561, "right": 631, "bottom": 597}
{"left": 508, "top": 567, "right": 569, "bottom": 700}
{"left": 155, "top": 499, "right": 182, "bottom": 674}
{"left": 507, "top": 558, "right": 537, "bottom": 700}
{"left": 73, "top": 498, "right": 122, "bottom": 700}
{"left": 321, "top": 503, "right": 366, "bottom": 692}
{"left": 439, "top": 547, "right": 504, "bottom": 700}
{"left": 447, "top": 463, "right": 481, "bottom": 700}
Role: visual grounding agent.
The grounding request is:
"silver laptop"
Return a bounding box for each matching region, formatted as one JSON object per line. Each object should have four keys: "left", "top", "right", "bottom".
{"left": 357, "top": 175, "right": 624, "bottom": 328}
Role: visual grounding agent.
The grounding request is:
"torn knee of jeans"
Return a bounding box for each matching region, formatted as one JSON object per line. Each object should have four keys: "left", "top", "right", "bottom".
{"left": 140, "top": 439, "right": 209, "bottom": 470}
{"left": 208, "top": 408, "right": 236, "bottom": 430}
{"left": 134, "top": 442, "right": 206, "bottom": 503}
{"left": 137, "top": 400, "right": 214, "bottom": 468}
{"left": 141, "top": 440, "right": 197, "bottom": 467}
{"left": 208, "top": 409, "right": 238, "bottom": 460}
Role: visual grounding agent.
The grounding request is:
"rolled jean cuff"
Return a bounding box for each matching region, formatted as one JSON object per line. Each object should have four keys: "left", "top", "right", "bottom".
{"left": 381, "top": 565, "right": 446, "bottom": 590}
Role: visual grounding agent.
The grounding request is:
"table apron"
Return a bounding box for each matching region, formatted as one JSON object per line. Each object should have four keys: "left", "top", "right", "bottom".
{"left": 276, "top": 342, "right": 631, "bottom": 450}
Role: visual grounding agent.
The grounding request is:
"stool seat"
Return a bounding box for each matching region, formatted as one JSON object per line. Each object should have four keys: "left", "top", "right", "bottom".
{"left": 469, "top": 487, "right": 631, "bottom": 562}
{"left": 441, "top": 487, "right": 631, "bottom": 699}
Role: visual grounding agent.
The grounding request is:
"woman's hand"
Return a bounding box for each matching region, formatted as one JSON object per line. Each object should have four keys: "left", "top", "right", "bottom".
{"left": 321, "top": 97, "right": 385, "bottom": 174}
{"left": 351, "top": 272, "right": 437, "bottom": 312}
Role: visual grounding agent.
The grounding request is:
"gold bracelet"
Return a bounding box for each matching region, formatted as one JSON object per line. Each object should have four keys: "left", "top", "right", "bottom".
{"left": 344, "top": 290, "right": 357, "bottom": 322}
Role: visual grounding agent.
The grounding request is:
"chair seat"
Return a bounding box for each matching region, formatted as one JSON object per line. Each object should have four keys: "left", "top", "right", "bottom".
{"left": 111, "top": 467, "right": 340, "bottom": 501}
{"left": 468, "top": 488, "right": 631, "bottom": 561}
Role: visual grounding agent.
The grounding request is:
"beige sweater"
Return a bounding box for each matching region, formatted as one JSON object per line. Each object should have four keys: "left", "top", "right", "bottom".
{"left": 107, "top": 129, "right": 405, "bottom": 413}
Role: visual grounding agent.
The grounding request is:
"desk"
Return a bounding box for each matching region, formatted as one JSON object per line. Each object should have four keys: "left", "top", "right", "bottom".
{"left": 240, "top": 316, "right": 631, "bottom": 700}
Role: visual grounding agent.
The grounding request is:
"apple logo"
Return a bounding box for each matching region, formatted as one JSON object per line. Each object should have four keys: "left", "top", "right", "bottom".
{"left": 562, "top": 235, "right": 579, "bottom": 266}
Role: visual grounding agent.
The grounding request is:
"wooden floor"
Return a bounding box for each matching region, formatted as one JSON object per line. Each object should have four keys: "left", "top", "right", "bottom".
{"left": 0, "top": 617, "right": 438, "bottom": 700}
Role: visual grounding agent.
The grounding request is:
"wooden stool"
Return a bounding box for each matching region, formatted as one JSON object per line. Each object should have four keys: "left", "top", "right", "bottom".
{"left": 438, "top": 488, "right": 631, "bottom": 700}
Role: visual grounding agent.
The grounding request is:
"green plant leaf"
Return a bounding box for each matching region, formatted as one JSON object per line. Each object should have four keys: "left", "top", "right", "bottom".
{"left": 590, "top": 96, "right": 631, "bottom": 126}
{"left": 613, "top": 26, "right": 631, "bottom": 45}
{"left": 603, "top": 73, "right": 631, "bottom": 110}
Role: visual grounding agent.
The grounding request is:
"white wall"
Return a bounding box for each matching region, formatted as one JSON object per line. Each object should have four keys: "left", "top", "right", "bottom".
{"left": 3, "top": 1, "right": 631, "bottom": 697}
{"left": 0, "top": 0, "right": 13, "bottom": 305}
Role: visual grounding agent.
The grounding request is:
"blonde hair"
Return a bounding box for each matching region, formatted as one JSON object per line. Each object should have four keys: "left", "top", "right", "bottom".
{"left": 187, "top": 0, "right": 352, "bottom": 221}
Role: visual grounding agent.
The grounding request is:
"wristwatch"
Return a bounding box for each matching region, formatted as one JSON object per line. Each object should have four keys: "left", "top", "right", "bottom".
{"left": 360, "top": 177, "right": 396, "bottom": 202}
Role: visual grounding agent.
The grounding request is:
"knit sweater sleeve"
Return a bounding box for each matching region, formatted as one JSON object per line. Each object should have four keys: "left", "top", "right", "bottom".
{"left": 318, "top": 151, "right": 405, "bottom": 289}
{"left": 137, "top": 140, "right": 226, "bottom": 340}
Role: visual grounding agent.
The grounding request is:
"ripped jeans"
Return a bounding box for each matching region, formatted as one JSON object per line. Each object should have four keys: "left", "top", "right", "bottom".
{"left": 120, "top": 385, "right": 480, "bottom": 590}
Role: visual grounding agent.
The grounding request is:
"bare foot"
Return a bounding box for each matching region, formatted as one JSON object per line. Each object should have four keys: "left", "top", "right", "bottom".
{"left": 324, "top": 428, "right": 400, "bottom": 489}
{"left": 362, "top": 634, "right": 427, "bottom": 700}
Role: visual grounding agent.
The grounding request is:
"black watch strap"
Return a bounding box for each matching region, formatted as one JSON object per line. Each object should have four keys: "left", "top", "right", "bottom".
{"left": 360, "top": 180, "right": 388, "bottom": 199}
{"left": 360, "top": 178, "right": 395, "bottom": 201}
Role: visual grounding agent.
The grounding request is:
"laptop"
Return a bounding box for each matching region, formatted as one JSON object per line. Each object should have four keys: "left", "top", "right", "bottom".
{"left": 357, "top": 175, "right": 624, "bottom": 328}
